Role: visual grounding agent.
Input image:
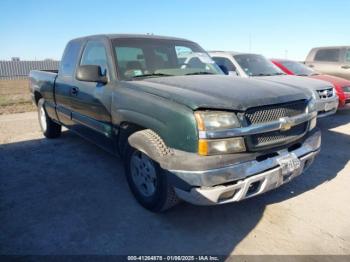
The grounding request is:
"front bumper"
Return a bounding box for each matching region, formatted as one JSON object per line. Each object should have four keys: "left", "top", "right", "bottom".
{"left": 316, "top": 96, "right": 338, "bottom": 118}
{"left": 172, "top": 130, "right": 321, "bottom": 205}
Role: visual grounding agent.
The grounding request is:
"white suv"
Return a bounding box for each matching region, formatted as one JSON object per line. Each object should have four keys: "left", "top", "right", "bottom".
{"left": 209, "top": 51, "right": 339, "bottom": 117}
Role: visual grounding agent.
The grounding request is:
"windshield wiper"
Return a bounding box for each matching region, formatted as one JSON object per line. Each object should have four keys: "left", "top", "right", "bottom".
{"left": 254, "top": 73, "right": 272, "bottom": 76}
{"left": 131, "top": 73, "right": 174, "bottom": 79}
{"left": 297, "top": 74, "right": 309, "bottom": 76}
{"left": 272, "top": 72, "right": 286, "bottom": 75}
{"left": 185, "top": 71, "right": 214, "bottom": 75}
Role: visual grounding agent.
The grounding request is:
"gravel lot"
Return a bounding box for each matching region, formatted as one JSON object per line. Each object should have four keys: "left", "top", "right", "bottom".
{"left": 0, "top": 111, "right": 350, "bottom": 255}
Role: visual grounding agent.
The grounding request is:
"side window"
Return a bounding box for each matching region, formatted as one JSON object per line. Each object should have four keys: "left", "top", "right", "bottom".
{"left": 115, "top": 47, "right": 145, "bottom": 78}
{"left": 346, "top": 49, "right": 350, "bottom": 62}
{"left": 212, "top": 57, "right": 237, "bottom": 71}
{"left": 60, "top": 41, "right": 81, "bottom": 77}
{"left": 80, "top": 41, "right": 108, "bottom": 75}
{"left": 314, "top": 49, "right": 340, "bottom": 62}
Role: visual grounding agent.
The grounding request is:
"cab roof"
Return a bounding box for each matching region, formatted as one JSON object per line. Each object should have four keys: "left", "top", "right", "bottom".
{"left": 70, "top": 34, "right": 193, "bottom": 42}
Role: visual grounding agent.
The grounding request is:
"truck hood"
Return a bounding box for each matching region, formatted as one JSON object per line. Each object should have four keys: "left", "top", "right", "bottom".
{"left": 257, "top": 75, "right": 333, "bottom": 91}
{"left": 125, "top": 75, "right": 311, "bottom": 111}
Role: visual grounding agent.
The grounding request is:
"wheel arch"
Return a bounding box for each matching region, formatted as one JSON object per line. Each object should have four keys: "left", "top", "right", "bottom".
{"left": 34, "top": 91, "right": 42, "bottom": 105}
{"left": 117, "top": 122, "right": 172, "bottom": 163}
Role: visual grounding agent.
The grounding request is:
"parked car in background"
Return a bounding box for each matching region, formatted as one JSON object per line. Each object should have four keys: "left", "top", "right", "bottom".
{"left": 29, "top": 34, "right": 321, "bottom": 212}
{"left": 209, "top": 51, "right": 339, "bottom": 117}
{"left": 272, "top": 59, "right": 350, "bottom": 109}
{"left": 305, "top": 46, "right": 350, "bottom": 80}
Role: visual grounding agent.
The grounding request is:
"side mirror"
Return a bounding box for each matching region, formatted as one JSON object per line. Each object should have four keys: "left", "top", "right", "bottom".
{"left": 76, "top": 65, "right": 107, "bottom": 84}
{"left": 218, "top": 64, "right": 229, "bottom": 75}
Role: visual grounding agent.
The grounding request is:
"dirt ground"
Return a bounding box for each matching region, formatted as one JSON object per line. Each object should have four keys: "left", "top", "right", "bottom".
{"left": 0, "top": 110, "right": 349, "bottom": 256}
{"left": 0, "top": 79, "right": 35, "bottom": 115}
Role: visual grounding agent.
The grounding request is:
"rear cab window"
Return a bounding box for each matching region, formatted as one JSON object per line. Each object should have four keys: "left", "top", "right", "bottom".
{"left": 59, "top": 40, "right": 82, "bottom": 77}
{"left": 314, "top": 49, "right": 340, "bottom": 62}
{"left": 346, "top": 49, "right": 350, "bottom": 63}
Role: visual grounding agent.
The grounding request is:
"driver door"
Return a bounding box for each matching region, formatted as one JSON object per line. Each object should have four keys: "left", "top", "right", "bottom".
{"left": 70, "top": 40, "right": 114, "bottom": 152}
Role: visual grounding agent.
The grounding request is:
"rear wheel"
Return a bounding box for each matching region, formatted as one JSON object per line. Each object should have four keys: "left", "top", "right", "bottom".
{"left": 124, "top": 144, "right": 179, "bottom": 212}
{"left": 38, "top": 98, "right": 62, "bottom": 138}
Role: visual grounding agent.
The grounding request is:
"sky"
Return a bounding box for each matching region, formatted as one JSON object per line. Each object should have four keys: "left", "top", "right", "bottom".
{"left": 0, "top": 0, "right": 349, "bottom": 61}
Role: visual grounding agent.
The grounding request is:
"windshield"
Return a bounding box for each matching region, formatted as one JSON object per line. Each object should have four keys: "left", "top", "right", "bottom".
{"left": 112, "top": 38, "right": 223, "bottom": 80}
{"left": 280, "top": 60, "right": 317, "bottom": 76}
{"left": 234, "top": 54, "right": 284, "bottom": 77}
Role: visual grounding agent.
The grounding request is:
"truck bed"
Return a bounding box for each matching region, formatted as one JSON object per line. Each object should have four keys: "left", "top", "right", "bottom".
{"left": 29, "top": 70, "right": 58, "bottom": 105}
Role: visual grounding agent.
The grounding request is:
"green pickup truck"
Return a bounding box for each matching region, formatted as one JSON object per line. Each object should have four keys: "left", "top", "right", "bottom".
{"left": 29, "top": 34, "right": 321, "bottom": 212}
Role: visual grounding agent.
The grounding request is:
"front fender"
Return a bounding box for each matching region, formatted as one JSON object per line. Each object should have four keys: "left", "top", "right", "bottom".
{"left": 112, "top": 87, "right": 198, "bottom": 153}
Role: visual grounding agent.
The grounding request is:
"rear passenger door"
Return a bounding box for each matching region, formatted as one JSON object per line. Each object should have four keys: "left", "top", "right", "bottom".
{"left": 309, "top": 48, "right": 344, "bottom": 77}
{"left": 55, "top": 40, "right": 83, "bottom": 127}
{"left": 70, "top": 40, "right": 114, "bottom": 152}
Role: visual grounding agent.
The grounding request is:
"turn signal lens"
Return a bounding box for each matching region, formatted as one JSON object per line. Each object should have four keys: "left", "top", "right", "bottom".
{"left": 198, "top": 137, "right": 246, "bottom": 156}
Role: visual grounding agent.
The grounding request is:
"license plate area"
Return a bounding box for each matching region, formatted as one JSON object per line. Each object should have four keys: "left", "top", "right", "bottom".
{"left": 324, "top": 102, "right": 336, "bottom": 111}
{"left": 277, "top": 153, "right": 301, "bottom": 175}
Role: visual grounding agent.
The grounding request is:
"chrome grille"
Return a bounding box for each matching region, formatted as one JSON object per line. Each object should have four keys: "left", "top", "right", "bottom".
{"left": 253, "top": 123, "right": 307, "bottom": 146}
{"left": 245, "top": 100, "right": 307, "bottom": 124}
{"left": 244, "top": 100, "right": 308, "bottom": 150}
{"left": 317, "top": 88, "right": 334, "bottom": 99}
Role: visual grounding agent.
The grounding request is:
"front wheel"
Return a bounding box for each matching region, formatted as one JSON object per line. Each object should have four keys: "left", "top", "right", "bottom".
{"left": 38, "top": 98, "right": 62, "bottom": 138}
{"left": 124, "top": 145, "right": 179, "bottom": 212}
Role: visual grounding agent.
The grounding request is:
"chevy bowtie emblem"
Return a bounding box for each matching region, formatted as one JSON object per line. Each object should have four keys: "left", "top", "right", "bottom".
{"left": 279, "top": 117, "right": 293, "bottom": 131}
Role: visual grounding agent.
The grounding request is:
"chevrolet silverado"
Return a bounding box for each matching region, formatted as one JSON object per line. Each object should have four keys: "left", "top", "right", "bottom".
{"left": 30, "top": 34, "right": 321, "bottom": 212}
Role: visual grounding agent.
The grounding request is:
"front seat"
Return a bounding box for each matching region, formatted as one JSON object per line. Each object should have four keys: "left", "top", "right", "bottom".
{"left": 124, "top": 61, "right": 143, "bottom": 78}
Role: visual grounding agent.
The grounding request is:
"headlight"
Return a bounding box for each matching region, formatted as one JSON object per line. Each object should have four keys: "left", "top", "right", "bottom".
{"left": 307, "top": 97, "right": 317, "bottom": 113}
{"left": 194, "top": 111, "right": 240, "bottom": 131}
{"left": 332, "top": 87, "right": 337, "bottom": 97}
{"left": 307, "top": 96, "right": 317, "bottom": 130}
{"left": 309, "top": 117, "right": 317, "bottom": 131}
{"left": 342, "top": 86, "right": 350, "bottom": 93}
{"left": 195, "top": 111, "right": 245, "bottom": 155}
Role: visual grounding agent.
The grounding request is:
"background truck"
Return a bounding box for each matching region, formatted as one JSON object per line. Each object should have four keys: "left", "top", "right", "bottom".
{"left": 30, "top": 34, "right": 321, "bottom": 212}
{"left": 305, "top": 46, "right": 350, "bottom": 80}
{"left": 209, "top": 51, "right": 339, "bottom": 117}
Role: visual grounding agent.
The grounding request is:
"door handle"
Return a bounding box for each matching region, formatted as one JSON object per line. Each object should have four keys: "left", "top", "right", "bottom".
{"left": 308, "top": 64, "right": 314, "bottom": 68}
{"left": 71, "top": 87, "right": 79, "bottom": 96}
{"left": 341, "top": 65, "right": 350, "bottom": 69}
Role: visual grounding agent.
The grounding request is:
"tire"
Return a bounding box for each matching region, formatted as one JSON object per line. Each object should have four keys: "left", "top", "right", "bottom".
{"left": 38, "top": 98, "right": 62, "bottom": 139}
{"left": 124, "top": 142, "right": 179, "bottom": 212}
